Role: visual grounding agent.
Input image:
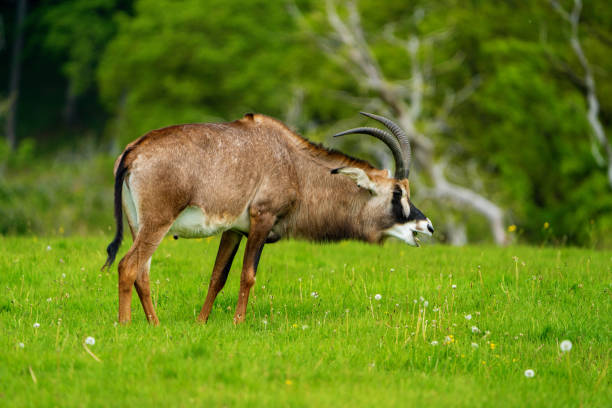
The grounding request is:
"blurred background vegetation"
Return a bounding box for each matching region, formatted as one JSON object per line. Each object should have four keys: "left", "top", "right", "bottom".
{"left": 1, "top": 0, "right": 611, "bottom": 247}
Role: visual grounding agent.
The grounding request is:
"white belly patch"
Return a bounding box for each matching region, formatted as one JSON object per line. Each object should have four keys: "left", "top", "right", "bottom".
{"left": 168, "top": 206, "right": 250, "bottom": 238}
{"left": 123, "top": 180, "right": 250, "bottom": 239}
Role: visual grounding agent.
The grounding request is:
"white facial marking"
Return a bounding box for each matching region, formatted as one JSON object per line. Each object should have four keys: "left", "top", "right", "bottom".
{"left": 384, "top": 218, "right": 434, "bottom": 247}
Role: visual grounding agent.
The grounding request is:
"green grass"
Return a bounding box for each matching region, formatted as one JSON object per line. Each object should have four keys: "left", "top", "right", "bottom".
{"left": 1, "top": 236, "right": 610, "bottom": 407}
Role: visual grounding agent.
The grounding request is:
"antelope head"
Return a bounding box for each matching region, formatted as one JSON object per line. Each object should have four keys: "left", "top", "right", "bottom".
{"left": 333, "top": 112, "right": 434, "bottom": 246}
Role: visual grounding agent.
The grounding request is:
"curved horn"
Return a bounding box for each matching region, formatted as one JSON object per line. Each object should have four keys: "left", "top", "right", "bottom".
{"left": 334, "top": 127, "right": 405, "bottom": 178}
{"left": 360, "top": 112, "right": 412, "bottom": 178}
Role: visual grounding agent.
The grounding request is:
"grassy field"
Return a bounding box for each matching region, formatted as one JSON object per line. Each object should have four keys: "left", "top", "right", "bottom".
{"left": 1, "top": 236, "right": 610, "bottom": 407}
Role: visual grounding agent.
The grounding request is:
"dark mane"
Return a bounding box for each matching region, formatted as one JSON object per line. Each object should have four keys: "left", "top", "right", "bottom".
{"left": 254, "top": 114, "right": 377, "bottom": 171}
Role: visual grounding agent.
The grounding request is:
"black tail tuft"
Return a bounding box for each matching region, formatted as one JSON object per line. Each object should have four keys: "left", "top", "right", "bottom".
{"left": 102, "top": 148, "right": 132, "bottom": 271}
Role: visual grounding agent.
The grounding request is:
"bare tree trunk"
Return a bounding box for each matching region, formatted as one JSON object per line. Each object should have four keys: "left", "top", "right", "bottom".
{"left": 294, "top": 0, "right": 508, "bottom": 244}
{"left": 551, "top": 0, "right": 612, "bottom": 189}
{"left": 6, "top": 0, "right": 27, "bottom": 151}
{"left": 63, "top": 81, "right": 77, "bottom": 125}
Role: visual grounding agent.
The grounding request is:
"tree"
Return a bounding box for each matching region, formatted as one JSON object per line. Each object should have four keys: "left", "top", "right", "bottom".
{"left": 97, "top": 0, "right": 307, "bottom": 142}
{"left": 551, "top": 0, "right": 612, "bottom": 189}
{"left": 294, "top": 0, "right": 507, "bottom": 244}
{"left": 5, "top": 0, "right": 26, "bottom": 150}
{"left": 41, "top": 0, "right": 122, "bottom": 124}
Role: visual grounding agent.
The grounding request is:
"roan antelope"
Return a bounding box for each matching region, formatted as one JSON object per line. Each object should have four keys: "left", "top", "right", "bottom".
{"left": 102, "top": 112, "right": 433, "bottom": 324}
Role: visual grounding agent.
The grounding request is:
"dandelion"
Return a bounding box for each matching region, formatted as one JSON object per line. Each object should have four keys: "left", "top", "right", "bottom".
{"left": 489, "top": 343, "right": 496, "bottom": 350}
{"left": 508, "top": 224, "right": 517, "bottom": 232}
{"left": 431, "top": 340, "right": 439, "bottom": 346}
{"left": 472, "top": 326, "right": 479, "bottom": 333}
{"left": 285, "top": 379, "right": 293, "bottom": 386}
{"left": 471, "top": 342, "right": 479, "bottom": 348}
{"left": 451, "top": 284, "right": 457, "bottom": 289}
{"left": 419, "top": 296, "right": 425, "bottom": 302}
{"left": 465, "top": 314, "right": 472, "bottom": 320}
{"left": 374, "top": 294, "right": 382, "bottom": 301}
{"left": 444, "top": 335, "right": 455, "bottom": 345}
{"left": 524, "top": 369, "right": 535, "bottom": 378}
{"left": 543, "top": 222, "right": 549, "bottom": 229}
{"left": 560, "top": 340, "right": 572, "bottom": 352}
{"left": 33, "top": 322, "right": 40, "bottom": 328}
{"left": 423, "top": 300, "right": 429, "bottom": 308}
{"left": 85, "top": 337, "right": 95, "bottom": 345}
{"left": 18, "top": 342, "right": 25, "bottom": 348}
{"left": 310, "top": 291, "right": 319, "bottom": 298}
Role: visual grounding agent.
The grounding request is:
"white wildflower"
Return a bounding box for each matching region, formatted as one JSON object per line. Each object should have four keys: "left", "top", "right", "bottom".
{"left": 471, "top": 342, "right": 479, "bottom": 348}
{"left": 374, "top": 294, "right": 382, "bottom": 301}
{"left": 46, "top": 245, "right": 52, "bottom": 251}
{"left": 33, "top": 322, "right": 40, "bottom": 328}
{"left": 18, "top": 342, "right": 25, "bottom": 348}
{"left": 423, "top": 301, "right": 429, "bottom": 308}
{"left": 85, "top": 336, "right": 95, "bottom": 345}
{"left": 451, "top": 284, "right": 457, "bottom": 289}
{"left": 431, "top": 340, "right": 439, "bottom": 346}
{"left": 471, "top": 326, "right": 479, "bottom": 333}
{"left": 262, "top": 319, "right": 268, "bottom": 326}
{"left": 46, "top": 298, "right": 52, "bottom": 302}
{"left": 301, "top": 325, "right": 309, "bottom": 330}
{"left": 465, "top": 314, "right": 472, "bottom": 320}
{"left": 310, "top": 291, "right": 319, "bottom": 298}
{"left": 560, "top": 340, "right": 572, "bottom": 352}
{"left": 524, "top": 369, "right": 535, "bottom": 378}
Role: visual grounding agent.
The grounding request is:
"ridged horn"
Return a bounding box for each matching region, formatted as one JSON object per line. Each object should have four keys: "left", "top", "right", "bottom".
{"left": 333, "top": 126, "right": 405, "bottom": 179}
{"left": 360, "top": 112, "right": 412, "bottom": 178}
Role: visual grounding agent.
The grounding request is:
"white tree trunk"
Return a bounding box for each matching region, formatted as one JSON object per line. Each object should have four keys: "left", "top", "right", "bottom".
{"left": 552, "top": 0, "right": 612, "bottom": 189}
{"left": 296, "top": 0, "right": 508, "bottom": 244}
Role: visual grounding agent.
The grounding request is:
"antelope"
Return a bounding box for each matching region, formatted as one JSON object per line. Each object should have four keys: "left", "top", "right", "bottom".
{"left": 102, "top": 112, "right": 434, "bottom": 325}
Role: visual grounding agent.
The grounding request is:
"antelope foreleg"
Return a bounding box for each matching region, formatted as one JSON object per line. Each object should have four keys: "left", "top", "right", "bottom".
{"left": 233, "top": 213, "right": 275, "bottom": 324}
{"left": 197, "top": 230, "right": 242, "bottom": 323}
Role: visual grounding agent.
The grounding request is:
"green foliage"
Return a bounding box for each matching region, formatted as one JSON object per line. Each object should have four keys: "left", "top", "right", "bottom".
{"left": 1, "top": 238, "right": 611, "bottom": 406}
{"left": 40, "top": 0, "right": 120, "bottom": 97}
{"left": 97, "top": 0, "right": 308, "bottom": 140}
{"left": 0, "top": 150, "right": 114, "bottom": 235}
{"left": 3, "top": 0, "right": 612, "bottom": 245}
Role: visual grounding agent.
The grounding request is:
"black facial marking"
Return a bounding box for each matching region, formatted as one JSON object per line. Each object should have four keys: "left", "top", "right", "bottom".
{"left": 391, "top": 185, "right": 409, "bottom": 223}
{"left": 407, "top": 201, "right": 427, "bottom": 222}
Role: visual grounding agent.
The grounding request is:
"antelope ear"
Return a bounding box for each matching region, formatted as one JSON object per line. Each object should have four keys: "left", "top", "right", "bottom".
{"left": 331, "top": 167, "right": 379, "bottom": 195}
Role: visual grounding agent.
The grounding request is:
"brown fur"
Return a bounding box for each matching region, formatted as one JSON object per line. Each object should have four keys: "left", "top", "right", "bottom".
{"left": 109, "top": 113, "right": 415, "bottom": 325}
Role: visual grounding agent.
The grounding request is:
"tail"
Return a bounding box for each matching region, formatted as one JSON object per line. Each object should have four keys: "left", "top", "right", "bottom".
{"left": 102, "top": 148, "right": 132, "bottom": 271}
